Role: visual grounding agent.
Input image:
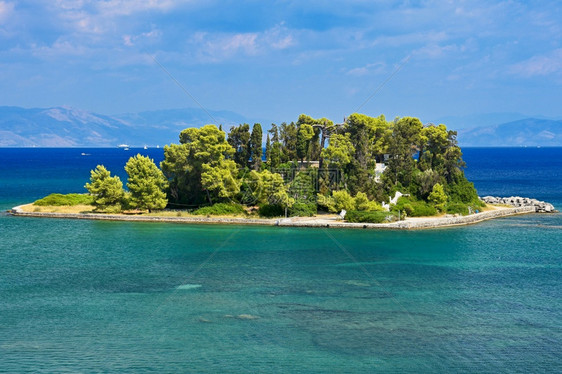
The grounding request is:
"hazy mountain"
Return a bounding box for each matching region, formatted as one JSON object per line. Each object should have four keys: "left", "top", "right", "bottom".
{"left": 457, "top": 118, "right": 562, "bottom": 146}
{"left": 433, "top": 112, "right": 530, "bottom": 130}
{"left": 0, "top": 106, "right": 264, "bottom": 147}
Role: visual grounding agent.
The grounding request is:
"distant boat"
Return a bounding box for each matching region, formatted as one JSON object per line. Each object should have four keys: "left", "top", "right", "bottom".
{"left": 124, "top": 147, "right": 129, "bottom": 151}
{"left": 144, "top": 145, "right": 148, "bottom": 150}
{"left": 81, "top": 152, "right": 90, "bottom": 156}
{"left": 156, "top": 145, "right": 160, "bottom": 149}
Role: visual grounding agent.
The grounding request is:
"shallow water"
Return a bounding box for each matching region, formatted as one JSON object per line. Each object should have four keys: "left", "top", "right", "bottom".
{"left": 0, "top": 148, "right": 561, "bottom": 373}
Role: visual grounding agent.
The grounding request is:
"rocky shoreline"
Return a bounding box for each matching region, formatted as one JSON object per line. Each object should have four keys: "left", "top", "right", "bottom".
{"left": 480, "top": 196, "right": 557, "bottom": 213}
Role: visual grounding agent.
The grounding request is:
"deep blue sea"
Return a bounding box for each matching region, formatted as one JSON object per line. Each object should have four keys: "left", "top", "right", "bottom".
{"left": 0, "top": 147, "right": 561, "bottom": 373}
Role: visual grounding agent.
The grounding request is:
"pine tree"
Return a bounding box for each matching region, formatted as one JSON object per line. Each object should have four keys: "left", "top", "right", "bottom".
{"left": 125, "top": 154, "right": 168, "bottom": 212}
{"left": 249, "top": 123, "right": 263, "bottom": 170}
{"left": 85, "top": 165, "right": 124, "bottom": 211}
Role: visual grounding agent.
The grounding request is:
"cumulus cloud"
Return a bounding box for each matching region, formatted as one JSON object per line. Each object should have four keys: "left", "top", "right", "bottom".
{"left": 509, "top": 49, "right": 562, "bottom": 77}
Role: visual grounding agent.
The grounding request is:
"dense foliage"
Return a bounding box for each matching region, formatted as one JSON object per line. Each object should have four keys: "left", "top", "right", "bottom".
{"left": 192, "top": 203, "right": 246, "bottom": 216}
{"left": 79, "top": 112, "right": 482, "bottom": 218}
{"left": 345, "top": 211, "right": 399, "bottom": 223}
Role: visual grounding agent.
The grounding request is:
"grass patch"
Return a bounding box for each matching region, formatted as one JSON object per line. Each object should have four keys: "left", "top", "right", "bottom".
{"left": 22, "top": 204, "right": 95, "bottom": 214}
{"left": 34, "top": 193, "right": 93, "bottom": 206}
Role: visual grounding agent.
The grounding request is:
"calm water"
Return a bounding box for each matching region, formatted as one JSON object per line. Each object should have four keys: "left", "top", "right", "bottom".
{"left": 0, "top": 148, "right": 561, "bottom": 373}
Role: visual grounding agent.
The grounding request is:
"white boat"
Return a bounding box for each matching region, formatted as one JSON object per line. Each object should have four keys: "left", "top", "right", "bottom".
{"left": 144, "top": 145, "right": 148, "bottom": 150}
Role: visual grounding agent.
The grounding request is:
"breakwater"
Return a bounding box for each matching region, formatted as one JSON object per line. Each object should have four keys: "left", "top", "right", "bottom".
{"left": 481, "top": 196, "right": 557, "bottom": 213}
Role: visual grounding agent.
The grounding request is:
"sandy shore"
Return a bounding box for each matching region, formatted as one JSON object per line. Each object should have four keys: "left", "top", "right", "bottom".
{"left": 9, "top": 204, "right": 537, "bottom": 230}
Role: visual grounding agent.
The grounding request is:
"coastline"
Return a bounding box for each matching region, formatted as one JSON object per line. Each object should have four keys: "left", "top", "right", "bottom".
{"left": 9, "top": 204, "right": 538, "bottom": 230}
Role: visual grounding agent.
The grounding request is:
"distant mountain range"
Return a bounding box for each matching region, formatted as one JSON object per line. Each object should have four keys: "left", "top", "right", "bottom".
{"left": 0, "top": 106, "right": 263, "bottom": 147}
{"left": 0, "top": 106, "right": 561, "bottom": 147}
{"left": 457, "top": 118, "right": 562, "bottom": 147}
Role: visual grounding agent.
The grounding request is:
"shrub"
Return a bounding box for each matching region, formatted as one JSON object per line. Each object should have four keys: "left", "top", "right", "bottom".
{"left": 34, "top": 193, "right": 94, "bottom": 206}
{"left": 332, "top": 190, "right": 355, "bottom": 212}
{"left": 409, "top": 201, "right": 437, "bottom": 217}
{"left": 446, "top": 203, "right": 470, "bottom": 215}
{"left": 192, "top": 203, "right": 246, "bottom": 216}
{"left": 345, "top": 210, "right": 399, "bottom": 223}
{"left": 289, "top": 202, "right": 317, "bottom": 217}
{"left": 258, "top": 204, "right": 284, "bottom": 217}
{"left": 392, "top": 196, "right": 437, "bottom": 217}
{"left": 317, "top": 194, "right": 337, "bottom": 213}
{"left": 355, "top": 192, "right": 385, "bottom": 212}
{"left": 428, "top": 183, "right": 447, "bottom": 212}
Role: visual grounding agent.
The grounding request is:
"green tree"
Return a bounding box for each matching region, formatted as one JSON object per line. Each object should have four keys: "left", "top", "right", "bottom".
{"left": 248, "top": 170, "right": 294, "bottom": 208}
{"left": 161, "top": 125, "right": 235, "bottom": 205}
{"left": 343, "top": 113, "right": 390, "bottom": 195}
{"left": 268, "top": 124, "right": 282, "bottom": 169}
{"left": 384, "top": 116, "right": 423, "bottom": 187}
{"left": 249, "top": 123, "right": 263, "bottom": 170}
{"left": 201, "top": 159, "right": 240, "bottom": 200}
{"left": 85, "top": 165, "right": 124, "bottom": 211}
{"left": 428, "top": 183, "right": 448, "bottom": 212}
{"left": 296, "top": 114, "right": 323, "bottom": 161}
{"left": 419, "top": 124, "right": 448, "bottom": 171}
{"left": 227, "top": 124, "right": 251, "bottom": 168}
{"left": 321, "top": 133, "right": 355, "bottom": 188}
{"left": 280, "top": 122, "right": 298, "bottom": 162}
{"left": 311, "top": 118, "right": 337, "bottom": 169}
{"left": 125, "top": 155, "right": 168, "bottom": 212}
{"left": 265, "top": 133, "right": 271, "bottom": 166}
{"left": 296, "top": 123, "right": 315, "bottom": 164}
{"left": 413, "top": 168, "right": 443, "bottom": 199}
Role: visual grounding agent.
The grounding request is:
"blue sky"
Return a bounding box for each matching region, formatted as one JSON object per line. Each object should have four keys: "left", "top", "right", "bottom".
{"left": 1, "top": 0, "right": 561, "bottom": 125}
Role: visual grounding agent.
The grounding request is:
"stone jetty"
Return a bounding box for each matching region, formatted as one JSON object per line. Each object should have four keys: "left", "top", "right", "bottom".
{"left": 481, "top": 196, "right": 557, "bottom": 213}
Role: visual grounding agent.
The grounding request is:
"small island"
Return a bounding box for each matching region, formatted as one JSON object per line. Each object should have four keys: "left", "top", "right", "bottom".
{"left": 10, "top": 113, "right": 557, "bottom": 229}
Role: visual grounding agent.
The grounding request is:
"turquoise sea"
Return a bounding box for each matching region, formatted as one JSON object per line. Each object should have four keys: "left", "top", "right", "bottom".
{"left": 0, "top": 148, "right": 561, "bottom": 373}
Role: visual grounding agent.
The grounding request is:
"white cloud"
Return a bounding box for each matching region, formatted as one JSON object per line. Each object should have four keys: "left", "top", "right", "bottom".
{"left": 190, "top": 24, "right": 296, "bottom": 63}
{"left": 193, "top": 32, "right": 258, "bottom": 62}
{"left": 123, "top": 29, "right": 161, "bottom": 46}
{"left": 346, "top": 62, "right": 386, "bottom": 76}
{"left": 31, "top": 38, "right": 91, "bottom": 58}
{"left": 509, "top": 49, "right": 562, "bottom": 77}
{"left": 262, "top": 23, "right": 295, "bottom": 50}
{"left": 95, "top": 0, "right": 184, "bottom": 17}
{"left": 52, "top": 0, "right": 192, "bottom": 35}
